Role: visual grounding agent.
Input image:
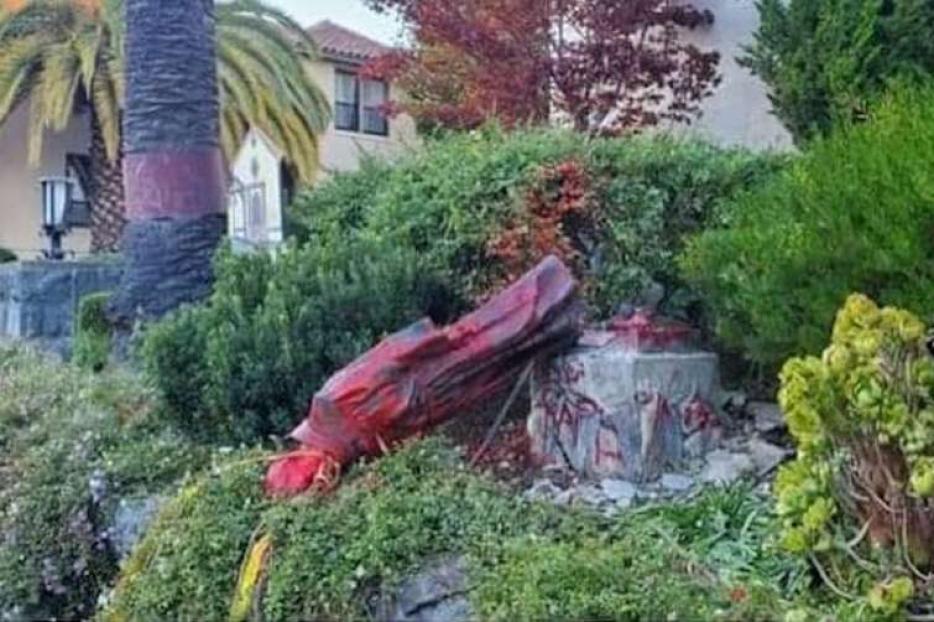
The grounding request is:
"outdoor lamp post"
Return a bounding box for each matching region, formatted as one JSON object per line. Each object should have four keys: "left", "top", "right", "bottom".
{"left": 39, "top": 176, "right": 73, "bottom": 260}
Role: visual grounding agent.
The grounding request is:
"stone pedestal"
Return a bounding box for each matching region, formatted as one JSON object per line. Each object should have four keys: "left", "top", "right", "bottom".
{"left": 529, "top": 333, "right": 720, "bottom": 481}
{"left": 0, "top": 259, "right": 123, "bottom": 356}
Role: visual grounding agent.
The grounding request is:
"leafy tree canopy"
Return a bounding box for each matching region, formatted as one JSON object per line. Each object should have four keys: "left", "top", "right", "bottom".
{"left": 364, "top": 0, "right": 720, "bottom": 134}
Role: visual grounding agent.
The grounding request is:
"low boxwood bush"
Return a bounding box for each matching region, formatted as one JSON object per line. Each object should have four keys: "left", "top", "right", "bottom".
{"left": 73, "top": 292, "right": 112, "bottom": 372}
{"left": 774, "top": 294, "right": 934, "bottom": 618}
{"left": 104, "top": 439, "right": 807, "bottom": 621}
{"left": 0, "top": 345, "right": 210, "bottom": 620}
{"left": 0, "top": 247, "right": 16, "bottom": 263}
{"left": 141, "top": 240, "right": 455, "bottom": 445}
{"left": 291, "top": 127, "right": 784, "bottom": 320}
{"left": 681, "top": 87, "right": 934, "bottom": 373}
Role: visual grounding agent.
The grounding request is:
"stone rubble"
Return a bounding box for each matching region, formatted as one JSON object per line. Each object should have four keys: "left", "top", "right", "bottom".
{"left": 699, "top": 450, "right": 755, "bottom": 484}
{"left": 521, "top": 401, "right": 792, "bottom": 513}
{"left": 750, "top": 401, "right": 787, "bottom": 436}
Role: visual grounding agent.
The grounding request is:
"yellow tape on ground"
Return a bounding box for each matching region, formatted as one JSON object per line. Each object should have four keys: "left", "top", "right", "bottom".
{"left": 229, "top": 531, "right": 272, "bottom": 622}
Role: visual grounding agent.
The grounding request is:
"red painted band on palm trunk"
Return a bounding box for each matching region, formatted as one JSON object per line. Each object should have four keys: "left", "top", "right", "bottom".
{"left": 123, "top": 148, "right": 226, "bottom": 220}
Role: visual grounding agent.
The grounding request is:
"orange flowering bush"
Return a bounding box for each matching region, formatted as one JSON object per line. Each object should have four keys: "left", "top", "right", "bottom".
{"left": 483, "top": 159, "right": 597, "bottom": 298}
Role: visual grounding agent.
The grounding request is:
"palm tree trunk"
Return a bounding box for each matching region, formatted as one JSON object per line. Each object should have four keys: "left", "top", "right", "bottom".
{"left": 109, "top": 0, "right": 227, "bottom": 322}
{"left": 88, "top": 108, "right": 126, "bottom": 253}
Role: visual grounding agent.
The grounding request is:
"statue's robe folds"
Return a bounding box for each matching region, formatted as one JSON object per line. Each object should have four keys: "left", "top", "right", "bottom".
{"left": 265, "top": 256, "right": 582, "bottom": 496}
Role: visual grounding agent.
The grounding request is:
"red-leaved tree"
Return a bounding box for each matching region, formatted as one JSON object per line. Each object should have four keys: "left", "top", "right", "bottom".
{"left": 364, "top": 0, "right": 720, "bottom": 133}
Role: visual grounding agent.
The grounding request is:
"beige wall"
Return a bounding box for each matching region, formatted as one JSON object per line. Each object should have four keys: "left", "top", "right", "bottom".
{"left": 307, "top": 59, "right": 419, "bottom": 175}
{"left": 0, "top": 103, "right": 92, "bottom": 259}
{"left": 674, "top": 0, "right": 793, "bottom": 151}
{"left": 0, "top": 57, "right": 420, "bottom": 259}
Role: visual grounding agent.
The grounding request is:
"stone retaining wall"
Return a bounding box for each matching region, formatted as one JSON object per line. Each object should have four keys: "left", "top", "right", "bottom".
{"left": 0, "top": 260, "right": 123, "bottom": 356}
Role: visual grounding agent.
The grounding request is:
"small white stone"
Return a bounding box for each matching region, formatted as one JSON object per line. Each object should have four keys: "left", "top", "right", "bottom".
{"left": 523, "top": 479, "right": 560, "bottom": 501}
{"left": 700, "top": 450, "right": 755, "bottom": 485}
{"left": 660, "top": 473, "right": 695, "bottom": 493}
{"left": 750, "top": 402, "right": 786, "bottom": 434}
{"left": 577, "top": 484, "right": 608, "bottom": 506}
{"left": 600, "top": 478, "right": 637, "bottom": 502}
{"left": 748, "top": 438, "right": 791, "bottom": 475}
{"left": 553, "top": 489, "right": 576, "bottom": 506}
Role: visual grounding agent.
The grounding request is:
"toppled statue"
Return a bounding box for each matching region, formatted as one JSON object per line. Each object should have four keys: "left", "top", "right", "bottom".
{"left": 265, "top": 256, "right": 582, "bottom": 496}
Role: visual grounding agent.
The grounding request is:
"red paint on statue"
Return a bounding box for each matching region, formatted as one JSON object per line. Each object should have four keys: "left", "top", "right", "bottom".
{"left": 608, "top": 311, "right": 693, "bottom": 351}
{"left": 265, "top": 256, "right": 581, "bottom": 497}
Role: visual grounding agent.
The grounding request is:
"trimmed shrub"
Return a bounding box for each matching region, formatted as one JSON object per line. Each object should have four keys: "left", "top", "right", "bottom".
{"left": 774, "top": 295, "right": 934, "bottom": 617}
{"left": 0, "top": 345, "right": 209, "bottom": 620}
{"left": 73, "top": 292, "right": 112, "bottom": 372}
{"left": 742, "top": 0, "right": 934, "bottom": 143}
{"left": 0, "top": 247, "right": 16, "bottom": 263}
{"left": 105, "top": 439, "right": 802, "bottom": 621}
{"left": 141, "top": 240, "right": 455, "bottom": 445}
{"left": 681, "top": 88, "right": 934, "bottom": 372}
{"left": 290, "top": 127, "right": 784, "bottom": 321}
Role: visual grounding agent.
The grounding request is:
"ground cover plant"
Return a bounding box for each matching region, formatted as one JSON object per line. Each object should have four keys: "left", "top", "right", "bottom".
{"left": 681, "top": 87, "right": 934, "bottom": 374}
{"left": 105, "top": 438, "right": 814, "bottom": 622}
{"left": 0, "top": 344, "right": 210, "bottom": 620}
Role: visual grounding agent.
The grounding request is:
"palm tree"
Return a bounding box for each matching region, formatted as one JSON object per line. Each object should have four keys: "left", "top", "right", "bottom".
{"left": 0, "top": 0, "right": 330, "bottom": 252}
{"left": 107, "top": 0, "right": 224, "bottom": 320}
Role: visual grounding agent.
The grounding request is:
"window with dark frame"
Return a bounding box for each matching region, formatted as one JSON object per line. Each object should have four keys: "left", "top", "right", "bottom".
{"left": 334, "top": 70, "right": 389, "bottom": 137}
{"left": 362, "top": 78, "right": 389, "bottom": 136}
{"left": 335, "top": 70, "right": 359, "bottom": 132}
{"left": 64, "top": 153, "right": 92, "bottom": 228}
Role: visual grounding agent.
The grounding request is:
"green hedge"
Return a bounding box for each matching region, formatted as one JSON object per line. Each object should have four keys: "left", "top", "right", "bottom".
{"left": 141, "top": 240, "right": 453, "bottom": 445}
{"left": 73, "top": 292, "right": 111, "bottom": 372}
{"left": 681, "top": 87, "right": 934, "bottom": 373}
{"left": 144, "top": 130, "right": 781, "bottom": 445}
{"left": 0, "top": 247, "right": 16, "bottom": 263}
{"left": 291, "top": 127, "right": 785, "bottom": 321}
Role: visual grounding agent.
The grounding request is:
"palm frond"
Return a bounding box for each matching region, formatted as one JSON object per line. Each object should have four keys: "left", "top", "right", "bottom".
{"left": 0, "top": 33, "right": 44, "bottom": 121}
{"left": 0, "top": 0, "right": 329, "bottom": 181}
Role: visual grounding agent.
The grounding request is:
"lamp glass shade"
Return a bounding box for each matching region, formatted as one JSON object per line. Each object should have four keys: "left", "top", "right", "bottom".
{"left": 39, "top": 177, "right": 72, "bottom": 228}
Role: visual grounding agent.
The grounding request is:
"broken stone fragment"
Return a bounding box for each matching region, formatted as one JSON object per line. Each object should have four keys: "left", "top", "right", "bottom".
{"left": 600, "top": 478, "right": 637, "bottom": 503}
{"left": 523, "top": 479, "right": 561, "bottom": 502}
{"left": 576, "top": 484, "right": 608, "bottom": 507}
{"left": 750, "top": 402, "right": 786, "bottom": 435}
{"left": 660, "top": 473, "right": 695, "bottom": 493}
{"left": 748, "top": 438, "right": 791, "bottom": 476}
{"left": 111, "top": 495, "right": 164, "bottom": 560}
{"left": 700, "top": 450, "right": 755, "bottom": 485}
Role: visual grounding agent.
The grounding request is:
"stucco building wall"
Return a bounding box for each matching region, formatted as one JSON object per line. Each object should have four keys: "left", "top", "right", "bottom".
{"left": 306, "top": 59, "right": 419, "bottom": 175}
{"left": 0, "top": 103, "right": 92, "bottom": 259}
{"left": 676, "top": 0, "right": 793, "bottom": 150}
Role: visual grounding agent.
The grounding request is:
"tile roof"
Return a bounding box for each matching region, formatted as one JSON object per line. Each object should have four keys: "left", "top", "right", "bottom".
{"left": 307, "top": 20, "right": 390, "bottom": 64}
